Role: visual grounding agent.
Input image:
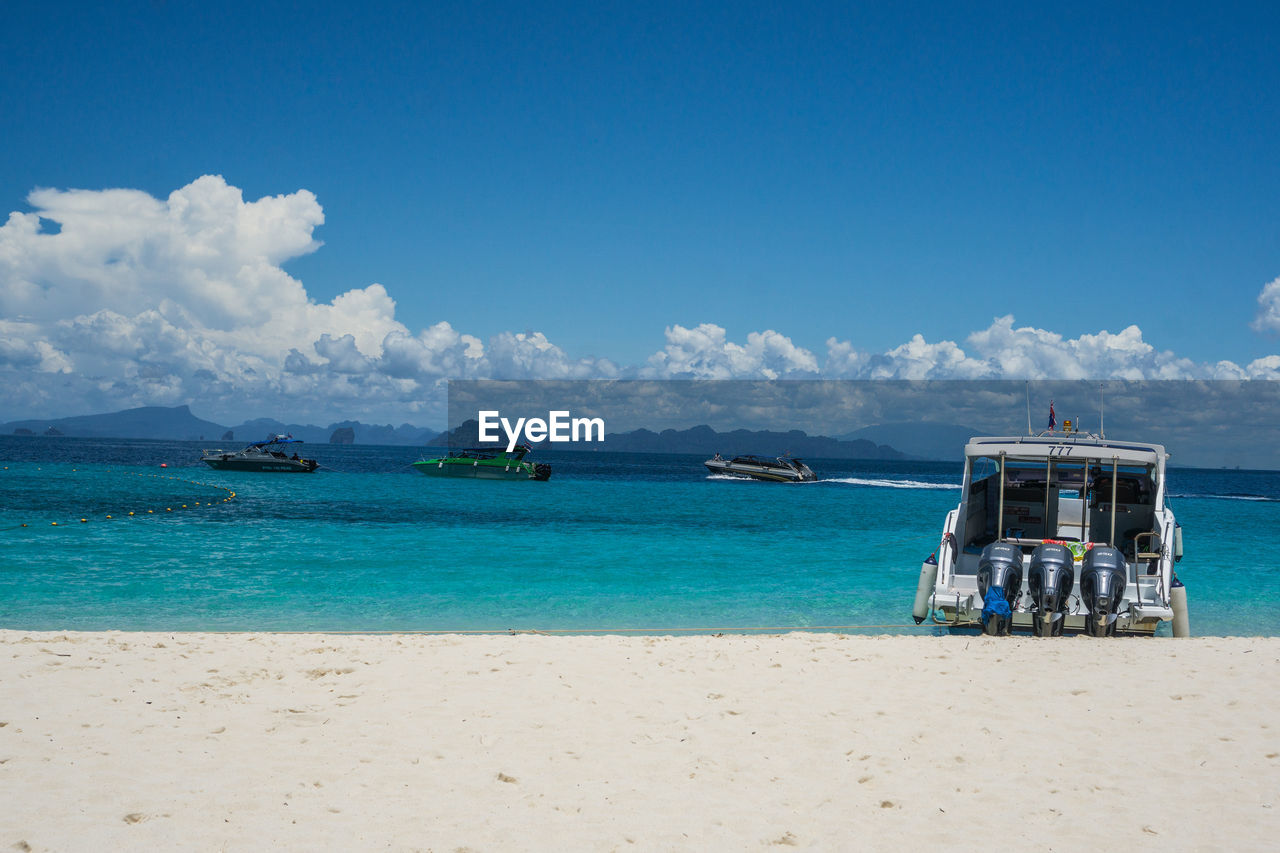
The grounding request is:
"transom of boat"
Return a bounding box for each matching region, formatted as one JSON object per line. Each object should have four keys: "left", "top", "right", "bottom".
{"left": 929, "top": 433, "right": 1181, "bottom": 630}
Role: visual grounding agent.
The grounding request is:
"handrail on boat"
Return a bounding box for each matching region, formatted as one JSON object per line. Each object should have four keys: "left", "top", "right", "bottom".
{"left": 929, "top": 591, "right": 956, "bottom": 625}
{"left": 1133, "top": 531, "right": 1162, "bottom": 561}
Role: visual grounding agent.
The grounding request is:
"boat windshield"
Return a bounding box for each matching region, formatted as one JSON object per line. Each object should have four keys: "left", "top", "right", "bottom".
{"left": 449, "top": 444, "right": 530, "bottom": 460}
{"left": 730, "top": 455, "right": 787, "bottom": 466}
{"left": 450, "top": 449, "right": 499, "bottom": 460}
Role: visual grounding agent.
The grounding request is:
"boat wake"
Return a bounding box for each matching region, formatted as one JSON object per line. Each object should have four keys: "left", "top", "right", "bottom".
{"left": 705, "top": 473, "right": 960, "bottom": 490}
{"left": 819, "top": 477, "right": 960, "bottom": 490}
{"left": 1169, "top": 492, "right": 1278, "bottom": 502}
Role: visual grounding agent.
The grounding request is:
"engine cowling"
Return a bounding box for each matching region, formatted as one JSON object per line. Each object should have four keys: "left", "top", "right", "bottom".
{"left": 977, "top": 542, "right": 1023, "bottom": 636}
{"left": 1027, "top": 542, "right": 1075, "bottom": 637}
{"left": 1080, "top": 545, "right": 1127, "bottom": 637}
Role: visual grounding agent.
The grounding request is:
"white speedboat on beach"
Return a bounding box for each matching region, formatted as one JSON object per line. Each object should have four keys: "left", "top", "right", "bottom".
{"left": 704, "top": 453, "right": 817, "bottom": 482}
{"left": 912, "top": 430, "right": 1187, "bottom": 636}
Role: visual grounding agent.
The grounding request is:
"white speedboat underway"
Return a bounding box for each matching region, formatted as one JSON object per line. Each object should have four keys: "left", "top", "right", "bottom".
{"left": 912, "top": 432, "right": 1186, "bottom": 636}
{"left": 705, "top": 453, "right": 817, "bottom": 482}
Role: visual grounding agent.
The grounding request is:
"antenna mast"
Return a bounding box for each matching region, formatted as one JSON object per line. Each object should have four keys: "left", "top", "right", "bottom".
{"left": 1100, "top": 382, "right": 1106, "bottom": 439}
{"left": 1025, "top": 381, "right": 1032, "bottom": 435}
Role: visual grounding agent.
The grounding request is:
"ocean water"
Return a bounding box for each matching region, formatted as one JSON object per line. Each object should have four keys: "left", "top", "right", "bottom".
{"left": 1, "top": 436, "right": 1278, "bottom": 636}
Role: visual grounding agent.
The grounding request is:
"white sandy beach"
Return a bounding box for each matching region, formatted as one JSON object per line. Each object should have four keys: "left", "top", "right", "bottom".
{"left": 1, "top": 631, "right": 1277, "bottom": 851}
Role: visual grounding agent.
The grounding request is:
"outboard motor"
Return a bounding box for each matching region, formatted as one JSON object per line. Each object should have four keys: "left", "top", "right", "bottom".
{"left": 1027, "top": 542, "right": 1075, "bottom": 637}
{"left": 532, "top": 463, "right": 552, "bottom": 481}
{"left": 1080, "top": 545, "right": 1127, "bottom": 637}
{"left": 977, "top": 542, "right": 1023, "bottom": 636}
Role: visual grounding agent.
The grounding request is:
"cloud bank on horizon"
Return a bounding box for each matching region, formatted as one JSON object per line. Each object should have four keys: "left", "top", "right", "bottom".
{"left": 2, "top": 176, "right": 1278, "bottom": 424}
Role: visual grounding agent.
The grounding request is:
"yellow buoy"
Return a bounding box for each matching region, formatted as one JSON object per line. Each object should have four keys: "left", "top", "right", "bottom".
{"left": 80, "top": 518, "right": 87, "bottom": 523}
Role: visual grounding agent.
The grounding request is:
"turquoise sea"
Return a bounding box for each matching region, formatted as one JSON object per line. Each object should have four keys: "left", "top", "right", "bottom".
{"left": 2, "top": 436, "right": 1278, "bottom": 636}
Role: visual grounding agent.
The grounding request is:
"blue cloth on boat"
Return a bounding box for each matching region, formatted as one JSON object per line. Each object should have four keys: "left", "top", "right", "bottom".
{"left": 982, "top": 586, "right": 1011, "bottom": 623}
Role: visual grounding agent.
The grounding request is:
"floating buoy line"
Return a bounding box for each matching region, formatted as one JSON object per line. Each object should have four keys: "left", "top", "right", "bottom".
{"left": 3, "top": 468, "right": 236, "bottom": 530}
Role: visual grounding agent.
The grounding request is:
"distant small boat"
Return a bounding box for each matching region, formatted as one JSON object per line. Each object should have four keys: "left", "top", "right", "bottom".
{"left": 704, "top": 453, "right": 817, "bottom": 482}
{"left": 201, "top": 435, "right": 318, "bottom": 473}
{"left": 413, "top": 444, "right": 551, "bottom": 481}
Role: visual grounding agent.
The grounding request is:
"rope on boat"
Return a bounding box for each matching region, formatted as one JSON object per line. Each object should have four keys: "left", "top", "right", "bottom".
{"left": 861, "top": 533, "right": 938, "bottom": 550}
{"left": 311, "top": 462, "right": 356, "bottom": 473}
{"left": 506, "top": 624, "right": 925, "bottom": 635}
{"left": 232, "top": 624, "right": 928, "bottom": 636}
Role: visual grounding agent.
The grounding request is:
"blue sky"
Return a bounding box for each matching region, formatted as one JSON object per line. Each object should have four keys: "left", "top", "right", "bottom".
{"left": 2, "top": 1, "right": 1279, "bottom": 425}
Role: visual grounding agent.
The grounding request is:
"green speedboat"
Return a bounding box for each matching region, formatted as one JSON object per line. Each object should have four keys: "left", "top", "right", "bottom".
{"left": 412, "top": 443, "right": 551, "bottom": 481}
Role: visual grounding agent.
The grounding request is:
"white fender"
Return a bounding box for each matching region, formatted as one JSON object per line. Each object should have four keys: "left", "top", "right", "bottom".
{"left": 1171, "top": 578, "right": 1191, "bottom": 637}
{"left": 912, "top": 555, "right": 939, "bottom": 624}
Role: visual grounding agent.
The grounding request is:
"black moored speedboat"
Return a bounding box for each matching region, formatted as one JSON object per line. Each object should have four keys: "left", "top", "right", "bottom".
{"left": 201, "top": 435, "right": 319, "bottom": 473}
{"left": 704, "top": 453, "right": 817, "bottom": 482}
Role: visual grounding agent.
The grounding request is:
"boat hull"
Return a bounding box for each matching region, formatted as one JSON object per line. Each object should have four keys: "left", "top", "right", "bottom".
{"left": 202, "top": 457, "right": 317, "bottom": 473}
{"left": 412, "top": 460, "right": 543, "bottom": 480}
{"left": 704, "top": 460, "right": 815, "bottom": 483}
{"left": 929, "top": 605, "right": 1164, "bottom": 637}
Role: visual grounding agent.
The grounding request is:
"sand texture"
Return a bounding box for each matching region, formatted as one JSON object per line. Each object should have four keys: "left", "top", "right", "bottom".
{"left": 1, "top": 631, "right": 1277, "bottom": 851}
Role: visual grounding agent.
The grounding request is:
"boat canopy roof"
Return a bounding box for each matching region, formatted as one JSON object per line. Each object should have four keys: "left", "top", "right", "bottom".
{"left": 964, "top": 435, "right": 1167, "bottom": 468}
{"left": 249, "top": 434, "right": 304, "bottom": 448}
{"left": 445, "top": 443, "right": 531, "bottom": 459}
{"left": 729, "top": 454, "right": 804, "bottom": 464}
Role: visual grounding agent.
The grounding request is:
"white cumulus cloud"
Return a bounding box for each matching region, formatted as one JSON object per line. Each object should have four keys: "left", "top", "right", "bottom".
{"left": 0, "top": 176, "right": 617, "bottom": 423}
{"left": 1253, "top": 277, "right": 1280, "bottom": 334}
{"left": 643, "top": 324, "right": 818, "bottom": 379}
{"left": 817, "top": 315, "right": 1267, "bottom": 380}
{"left": 2, "top": 176, "right": 1278, "bottom": 427}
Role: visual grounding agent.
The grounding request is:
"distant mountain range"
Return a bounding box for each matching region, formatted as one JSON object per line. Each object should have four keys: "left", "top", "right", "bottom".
{"left": 5, "top": 406, "right": 981, "bottom": 459}
{"left": 3, "top": 405, "right": 441, "bottom": 446}
{"left": 431, "top": 419, "right": 906, "bottom": 460}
